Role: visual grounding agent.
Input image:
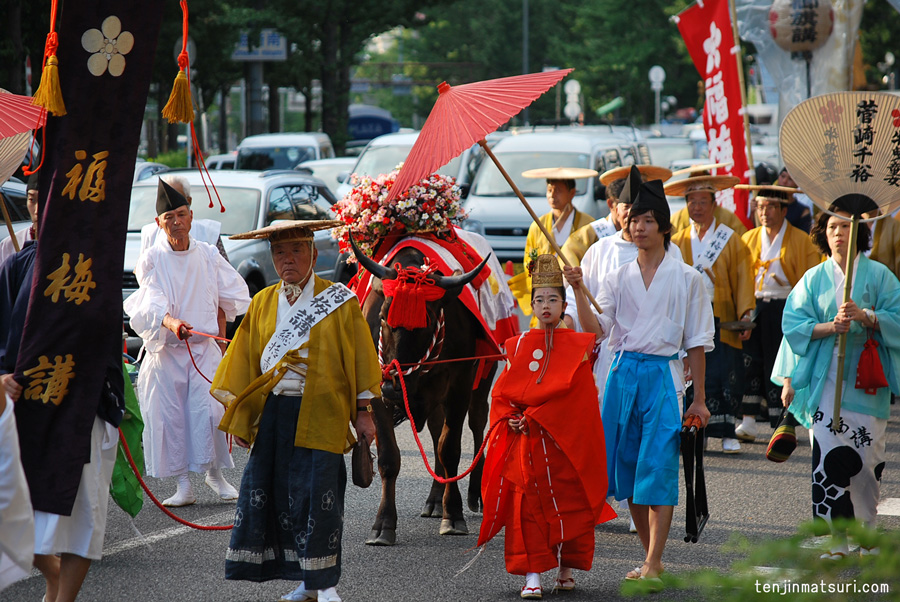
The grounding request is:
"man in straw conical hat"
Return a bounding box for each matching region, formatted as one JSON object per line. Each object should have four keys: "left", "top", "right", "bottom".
{"left": 508, "top": 167, "right": 597, "bottom": 327}
{"left": 732, "top": 185, "right": 820, "bottom": 443}
{"left": 211, "top": 220, "right": 381, "bottom": 602}
{"left": 561, "top": 164, "right": 672, "bottom": 262}
{"left": 564, "top": 171, "right": 714, "bottom": 583}
{"left": 668, "top": 172, "right": 755, "bottom": 454}
{"left": 670, "top": 168, "right": 747, "bottom": 236}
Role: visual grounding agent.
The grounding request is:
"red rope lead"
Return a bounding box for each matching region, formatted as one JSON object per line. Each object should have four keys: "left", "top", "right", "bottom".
{"left": 117, "top": 427, "right": 233, "bottom": 531}
{"left": 389, "top": 359, "right": 507, "bottom": 484}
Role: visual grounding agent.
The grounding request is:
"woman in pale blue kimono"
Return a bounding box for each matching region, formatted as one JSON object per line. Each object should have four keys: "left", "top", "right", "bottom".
{"left": 773, "top": 196, "right": 900, "bottom": 558}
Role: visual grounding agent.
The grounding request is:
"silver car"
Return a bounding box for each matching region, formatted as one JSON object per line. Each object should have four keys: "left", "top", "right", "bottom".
{"left": 123, "top": 170, "right": 347, "bottom": 333}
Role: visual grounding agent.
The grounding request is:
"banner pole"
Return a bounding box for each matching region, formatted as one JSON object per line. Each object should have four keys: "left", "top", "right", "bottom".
{"left": 728, "top": 0, "right": 756, "bottom": 189}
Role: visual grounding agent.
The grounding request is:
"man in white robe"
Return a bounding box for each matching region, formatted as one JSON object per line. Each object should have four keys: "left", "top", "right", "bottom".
{"left": 564, "top": 167, "right": 683, "bottom": 399}
{"left": 564, "top": 171, "right": 714, "bottom": 583}
{"left": 124, "top": 179, "right": 250, "bottom": 507}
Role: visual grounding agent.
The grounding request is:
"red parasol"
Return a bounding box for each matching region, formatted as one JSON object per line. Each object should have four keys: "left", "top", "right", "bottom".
{"left": 385, "top": 69, "right": 604, "bottom": 316}
{"left": 387, "top": 69, "right": 572, "bottom": 202}
{"left": 0, "top": 91, "right": 47, "bottom": 139}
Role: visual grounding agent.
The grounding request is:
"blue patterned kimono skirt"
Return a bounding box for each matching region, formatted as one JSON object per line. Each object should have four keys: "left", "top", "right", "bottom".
{"left": 225, "top": 393, "right": 346, "bottom": 590}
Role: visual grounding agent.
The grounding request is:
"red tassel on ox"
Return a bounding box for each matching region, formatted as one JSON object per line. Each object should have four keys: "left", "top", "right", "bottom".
{"left": 381, "top": 266, "right": 445, "bottom": 330}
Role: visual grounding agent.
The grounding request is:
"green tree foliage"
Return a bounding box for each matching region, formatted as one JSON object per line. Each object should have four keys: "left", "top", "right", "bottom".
{"left": 859, "top": 0, "right": 900, "bottom": 88}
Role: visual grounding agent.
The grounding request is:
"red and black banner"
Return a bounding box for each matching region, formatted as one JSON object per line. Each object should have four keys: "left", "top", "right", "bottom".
{"left": 14, "top": 1, "right": 164, "bottom": 515}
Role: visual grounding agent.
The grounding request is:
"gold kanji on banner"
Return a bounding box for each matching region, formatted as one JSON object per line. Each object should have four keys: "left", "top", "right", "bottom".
{"left": 44, "top": 252, "right": 96, "bottom": 305}
{"left": 22, "top": 354, "right": 76, "bottom": 406}
{"left": 61, "top": 149, "right": 109, "bottom": 202}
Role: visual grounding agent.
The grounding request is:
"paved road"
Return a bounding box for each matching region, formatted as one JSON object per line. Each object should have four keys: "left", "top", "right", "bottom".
{"left": 7, "top": 399, "right": 900, "bottom": 602}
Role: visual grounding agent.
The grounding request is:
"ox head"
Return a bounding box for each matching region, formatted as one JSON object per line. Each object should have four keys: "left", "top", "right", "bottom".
{"left": 351, "top": 237, "right": 490, "bottom": 422}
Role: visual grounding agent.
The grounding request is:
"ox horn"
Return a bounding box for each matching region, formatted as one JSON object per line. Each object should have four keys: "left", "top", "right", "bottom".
{"left": 433, "top": 254, "right": 492, "bottom": 290}
{"left": 349, "top": 236, "right": 397, "bottom": 281}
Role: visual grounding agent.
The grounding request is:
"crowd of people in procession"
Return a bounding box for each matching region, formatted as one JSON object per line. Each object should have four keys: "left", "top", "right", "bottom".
{"left": 1, "top": 146, "right": 898, "bottom": 602}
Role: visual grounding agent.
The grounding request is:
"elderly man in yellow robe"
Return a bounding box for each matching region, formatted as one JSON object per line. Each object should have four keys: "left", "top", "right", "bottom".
{"left": 670, "top": 169, "right": 748, "bottom": 237}
{"left": 562, "top": 164, "right": 672, "bottom": 262}
{"left": 508, "top": 167, "right": 596, "bottom": 325}
{"left": 734, "top": 185, "right": 821, "bottom": 443}
{"left": 210, "top": 220, "right": 381, "bottom": 602}
{"left": 861, "top": 207, "right": 900, "bottom": 279}
{"left": 668, "top": 172, "right": 756, "bottom": 453}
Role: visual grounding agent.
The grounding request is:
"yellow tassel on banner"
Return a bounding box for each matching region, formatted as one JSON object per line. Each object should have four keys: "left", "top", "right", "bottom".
{"left": 162, "top": 69, "right": 194, "bottom": 124}
{"left": 32, "top": 54, "right": 66, "bottom": 116}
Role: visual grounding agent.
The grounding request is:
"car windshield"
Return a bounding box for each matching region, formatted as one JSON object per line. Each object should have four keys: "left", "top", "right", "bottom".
{"left": 237, "top": 146, "right": 316, "bottom": 170}
{"left": 128, "top": 186, "right": 261, "bottom": 235}
{"left": 648, "top": 141, "right": 698, "bottom": 168}
{"left": 352, "top": 145, "right": 460, "bottom": 179}
{"left": 471, "top": 151, "right": 591, "bottom": 197}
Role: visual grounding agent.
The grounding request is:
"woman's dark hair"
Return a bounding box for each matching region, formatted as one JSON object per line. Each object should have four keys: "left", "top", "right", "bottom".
{"left": 809, "top": 204, "right": 871, "bottom": 256}
{"left": 627, "top": 208, "right": 672, "bottom": 250}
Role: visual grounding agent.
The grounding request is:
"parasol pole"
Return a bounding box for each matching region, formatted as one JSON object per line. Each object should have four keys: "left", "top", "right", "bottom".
{"left": 832, "top": 213, "right": 859, "bottom": 430}
{"left": 0, "top": 194, "right": 19, "bottom": 253}
{"left": 478, "top": 139, "right": 604, "bottom": 317}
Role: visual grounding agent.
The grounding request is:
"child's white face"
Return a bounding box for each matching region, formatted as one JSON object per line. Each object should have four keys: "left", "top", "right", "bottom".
{"left": 531, "top": 287, "right": 565, "bottom": 327}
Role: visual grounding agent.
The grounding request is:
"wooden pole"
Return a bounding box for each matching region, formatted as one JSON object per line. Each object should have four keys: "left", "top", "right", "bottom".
{"left": 727, "top": 0, "right": 756, "bottom": 189}
{"left": 478, "top": 139, "right": 604, "bottom": 317}
{"left": 0, "top": 195, "right": 20, "bottom": 253}
{"left": 832, "top": 213, "right": 859, "bottom": 430}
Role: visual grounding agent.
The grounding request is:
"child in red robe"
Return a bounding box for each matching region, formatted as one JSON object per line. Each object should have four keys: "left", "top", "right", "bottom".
{"left": 477, "top": 254, "right": 616, "bottom": 599}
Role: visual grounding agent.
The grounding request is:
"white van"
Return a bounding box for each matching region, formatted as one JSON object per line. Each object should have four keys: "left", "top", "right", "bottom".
{"left": 236, "top": 132, "right": 335, "bottom": 170}
{"left": 334, "top": 131, "right": 498, "bottom": 200}
{"left": 460, "top": 128, "right": 648, "bottom": 263}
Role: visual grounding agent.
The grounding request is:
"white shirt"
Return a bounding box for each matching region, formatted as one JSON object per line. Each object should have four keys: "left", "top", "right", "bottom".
{"left": 756, "top": 220, "right": 792, "bottom": 300}
{"left": 0, "top": 226, "right": 33, "bottom": 267}
{"left": 690, "top": 218, "right": 718, "bottom": 303}
{"left": 553, "top": 209, "right": 576, "bottom": 246}
{"left": 597, "top": 254, "right": 715, "bottom": 393}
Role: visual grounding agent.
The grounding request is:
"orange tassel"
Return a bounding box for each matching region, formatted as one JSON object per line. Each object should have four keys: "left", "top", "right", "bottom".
{"left": 162, "top": 69, "right": 194, "bottom": 124}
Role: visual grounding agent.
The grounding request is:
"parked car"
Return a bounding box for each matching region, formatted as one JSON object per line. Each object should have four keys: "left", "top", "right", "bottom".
{"left": 0, "top": 180, "right": 29, "bottom": 225}
{"left": 333, "top": 131, "right": 493, "bottom": 200}
{"left": 297, "top": 157, "right": 357, "bottom": 199}
{"left": 133, "top": 161, "right": 169, "bottom": 183}
{"left": 236, "top": 132, "right": 335, "bottom": 170}
{"left": 123, "top": 170, "right": 348, "bottom": 332}
{"left": 459, "top": 129, "right": 648, "bottom": 263}
{"left": 644, "top": 136, "right": 706, "bottom": 169}
{"left": 205, "top": 152, "right": 237, "bottom": 170}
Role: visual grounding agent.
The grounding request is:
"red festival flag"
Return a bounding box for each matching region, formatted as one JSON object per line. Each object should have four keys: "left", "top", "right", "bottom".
{"left": 675, "top": 0, "right": 753, "bottom": 227}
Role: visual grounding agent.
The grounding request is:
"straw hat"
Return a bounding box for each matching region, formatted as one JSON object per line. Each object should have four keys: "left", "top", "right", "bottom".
{"left": 230, "top": 219, "right": 343, "bottom": 242}
{"left": 780, "top": 91, "right": 900, "bottom": 214}
{"left": 599, "top": 164, "right": 672, "bottom": 186}
{"left": 521, "top": 167, "right": 599, "bottom": 180}
{"left": 734, "top": 184, "right": 799, "bottom": 205}
{"left": 664, "top": 173, "right": 740, "bottom": 197}
{"left": 529, "top": 254, "right": 564, "bottom": 288}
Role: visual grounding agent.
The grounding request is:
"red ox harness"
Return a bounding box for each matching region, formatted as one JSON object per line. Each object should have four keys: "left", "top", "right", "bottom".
{"left": 379, "top": 261, "right": 447, "bottom": 378}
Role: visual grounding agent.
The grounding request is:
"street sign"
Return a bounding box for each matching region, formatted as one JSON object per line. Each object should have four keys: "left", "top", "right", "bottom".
{"left": 564, "top": 79, "right": 581, "bottom": 96}
{"left": 649, "top": 65, "right": 666, "bottom": 84}
{"left": 564, "top": 101, "right": 581, "bottom": 121}
{"left": 232, "top": 29, "right": 287, "bottom": 62}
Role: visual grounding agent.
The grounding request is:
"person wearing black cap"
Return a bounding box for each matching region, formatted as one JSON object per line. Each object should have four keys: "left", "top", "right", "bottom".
{"left": 777, "top": 167, "right": 813, "bottom": 233}
{"left": 564, "top": 176, "right": 714, "bottom": 585}
{"left": 124, "top": 179, "right": 251, "bottom": 507}
{"left": 772, "top": 195, "right": 900, "bottom": 558}
{"left": 0, "top": 172, "right": 39, "bottom": 266}
{"left": 734, "top": 185, "right": 821, "bottom": 442}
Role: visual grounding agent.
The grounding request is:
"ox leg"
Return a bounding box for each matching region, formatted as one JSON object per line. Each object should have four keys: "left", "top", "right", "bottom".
{"left": 466, "top": 362, "right": 495, "bottom": 513}
{"left": 366, "top": 398, "right": 399, "bottom": 546}
{"left": 421, "top": 406, "right": 446, "bottom": 518}
{"left": 438, "top": 386, "right": 470, "bottom": 536}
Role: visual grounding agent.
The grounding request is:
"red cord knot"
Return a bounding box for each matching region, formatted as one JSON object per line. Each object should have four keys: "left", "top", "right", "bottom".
{"left": 177, "top": 51, "right": 190, "bottom": 71}
{"left": 44, "top": 32, "right": 59, "bottom": 58}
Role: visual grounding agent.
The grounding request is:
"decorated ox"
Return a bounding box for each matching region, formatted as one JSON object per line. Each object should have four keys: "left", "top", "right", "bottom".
{"left": 351, "top": 238, "right": 498, "bottom": 545}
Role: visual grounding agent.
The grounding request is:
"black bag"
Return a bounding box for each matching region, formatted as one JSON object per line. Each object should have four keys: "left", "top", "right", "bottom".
{"left": 351, "top": 437, "right": 375, "bottom": 488}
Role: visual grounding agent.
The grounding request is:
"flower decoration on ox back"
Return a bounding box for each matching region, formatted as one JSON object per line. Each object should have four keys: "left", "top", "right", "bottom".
{"left": 331, "top": 168, "right": 467, "bottom": 260}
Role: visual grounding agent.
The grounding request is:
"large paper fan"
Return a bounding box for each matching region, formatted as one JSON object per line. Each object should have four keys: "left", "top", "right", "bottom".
{"left": 780, "top": 92, "right": 900, "bottom": 212}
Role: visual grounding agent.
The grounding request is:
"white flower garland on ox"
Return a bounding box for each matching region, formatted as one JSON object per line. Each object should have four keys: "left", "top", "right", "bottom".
{"left": 330, "top": 167, "right": 467, "bottom": 260}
